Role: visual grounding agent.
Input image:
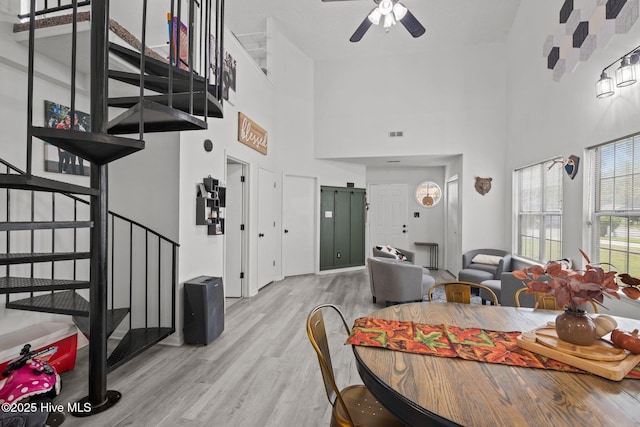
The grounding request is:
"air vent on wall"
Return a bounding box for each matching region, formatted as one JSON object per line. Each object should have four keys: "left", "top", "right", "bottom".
{"left": 389, "top": 131, "right": 404, "bottom": 137}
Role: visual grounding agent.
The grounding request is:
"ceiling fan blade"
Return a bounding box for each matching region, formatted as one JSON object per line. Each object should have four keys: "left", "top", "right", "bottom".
{"left": 399, "top": 9, "right": 425, "bottom": 38}
{"left": 350, "top": 16, "right": 373, "bottom": 42}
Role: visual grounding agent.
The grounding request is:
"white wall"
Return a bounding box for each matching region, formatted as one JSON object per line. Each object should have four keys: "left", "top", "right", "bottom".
{"left": 313, "top": 44, "right": 509, "bottom": 253}
{"left": 506, "top": 2, "right": 640, "bottom": 264}
{"left": 169, "top": 22, "right": 368, "bottom": 342}
{"left": 268, "top": 18, "right": 368, "bottom": 276}
{"left": 506, "top": 3, "right": 640, "bottom": 317}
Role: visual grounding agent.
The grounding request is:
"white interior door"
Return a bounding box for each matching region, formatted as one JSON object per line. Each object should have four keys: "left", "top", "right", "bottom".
{"left": 446, "top": 177, "right": 460, "bottom": 275}
{"left": 368, "top": 184, "right": 408, "bottom": 253}
{"left": 225, "top": 161, "right": 245, "bottom": 297}
{"left": 258, "top": 168, "right": 276, "bottom": 289}
{"left": 283, "top": 175, "right": 315, "bottom": 276}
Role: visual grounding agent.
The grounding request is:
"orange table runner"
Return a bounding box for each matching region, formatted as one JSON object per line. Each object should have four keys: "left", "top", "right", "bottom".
{"left": 346, "top": 317, "right": 640, "bottom": 379}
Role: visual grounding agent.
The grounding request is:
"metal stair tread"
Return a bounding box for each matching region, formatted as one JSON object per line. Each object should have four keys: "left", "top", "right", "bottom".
{"left": 0, "top": 276, "right": 90, "bottom": 294}
{"left": 31, "top": 127, "right": 144, "bottom": 165}
{"left": 0, "top": 221, "right": 93, "bottom": 231}
{"left": 107, "top": 100, "right": 208, "bottom": 134}
{"left": 0, "top": 173, "right": 97, "bottom": 196}
{"left": 108, "top": 42, "right": 208, "bottom": 81}
{"left": 73, "top": 307, "right": 130, "bottom": 339}
{"left": 6, "top": 290, "right": 90, "bottom": 316}
{"left": 108, "top": 92, "right": 223, "bottom": 118}
{"left": 108, "top": 69, "right": 218, "bottom": 95}
{"left": 0, "top": 251, "right": 91, "bottom": 265}
{"left": 107, "top": 327, "right": 174, "bottom": 372}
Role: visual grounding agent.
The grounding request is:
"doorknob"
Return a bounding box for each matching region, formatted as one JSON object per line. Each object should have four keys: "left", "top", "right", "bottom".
{"left": 403, "top": 230, "right": 407, "bottom": 233}
{"left": 402, "top": 224, "right": 407, "bottom": 228}
{"left": 259, "top": 233, "right": 264, "bottom": 237}
{"left": 284, "top": 229, "right": 289, "bottom": 233}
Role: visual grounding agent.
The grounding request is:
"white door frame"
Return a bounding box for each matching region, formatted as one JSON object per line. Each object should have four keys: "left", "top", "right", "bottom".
{"left": 225, "top": 154, "right": 250, "bottom": 297}
{"left": 445, "top": 175, "right": 460, "bottom": 275}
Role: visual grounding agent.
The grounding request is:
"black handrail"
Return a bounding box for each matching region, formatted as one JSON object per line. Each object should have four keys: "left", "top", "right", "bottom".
{"left": 1, "top": 158, "right": 178, "bottom": 360}
{"left": 0, "top": 159, "right": 179, "bottom": 246}
{"left": 17, "top": 1, "right": 90, "bottom": 19}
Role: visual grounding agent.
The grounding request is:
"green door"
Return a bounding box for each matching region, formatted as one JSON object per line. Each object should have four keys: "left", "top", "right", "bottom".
{"left": 319, "top": 186, "right": 366, "bottom": 270}
{"left": 320, "top": 188, "right": 335, "bottom": 270}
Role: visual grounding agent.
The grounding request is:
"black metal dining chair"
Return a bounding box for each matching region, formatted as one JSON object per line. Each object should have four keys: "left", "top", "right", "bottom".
{"left": 306, "top": 304, "right": 405, "bottom": 427}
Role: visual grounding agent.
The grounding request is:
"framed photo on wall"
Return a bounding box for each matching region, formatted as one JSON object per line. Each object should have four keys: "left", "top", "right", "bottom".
{"left": 43, "top": 100, "right": 91, "bottom": 176}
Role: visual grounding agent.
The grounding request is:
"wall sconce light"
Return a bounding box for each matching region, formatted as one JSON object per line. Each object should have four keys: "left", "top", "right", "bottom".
{"left": 616, "top": 56, "right": 636, "bottom": 87}
{"left": 596, "top": 45, "right": 640, "bottom": 98}
{"left": 596, "top": 72, "right": 615, "bottom": 98}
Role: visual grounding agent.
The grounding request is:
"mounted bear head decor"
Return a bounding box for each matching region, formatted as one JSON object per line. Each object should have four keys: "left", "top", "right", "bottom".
{"left": 474, "top": 177, "right": 492, "bottom": 196}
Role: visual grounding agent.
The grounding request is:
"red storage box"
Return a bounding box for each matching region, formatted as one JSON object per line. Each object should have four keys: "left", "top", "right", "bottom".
{"left": 0, "top": 322, "right": 78, "bottom": 374}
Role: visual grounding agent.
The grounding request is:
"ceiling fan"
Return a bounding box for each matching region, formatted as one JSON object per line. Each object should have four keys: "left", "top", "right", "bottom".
{"left": 323, "top": 0, "right": 425, "bottom": 42}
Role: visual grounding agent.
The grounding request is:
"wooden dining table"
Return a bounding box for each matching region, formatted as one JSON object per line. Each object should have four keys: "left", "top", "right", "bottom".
{"left": 352, "top": 302, "right": 640, "bottom": 427}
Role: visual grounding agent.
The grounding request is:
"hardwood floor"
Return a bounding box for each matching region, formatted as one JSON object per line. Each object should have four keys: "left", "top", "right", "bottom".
{"left": 56, "top": 268, "right": 454, "bottom": 426}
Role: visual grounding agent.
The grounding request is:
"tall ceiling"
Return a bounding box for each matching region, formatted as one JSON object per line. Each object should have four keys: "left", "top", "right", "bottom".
{"left": 226, "top": 0, "right": 523, "bottom": 169}
{"left": 226, "top": 0, "right": 523, "bottom": 61}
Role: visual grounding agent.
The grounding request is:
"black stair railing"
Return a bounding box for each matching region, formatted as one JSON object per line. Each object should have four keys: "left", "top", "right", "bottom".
{"left": 0, "top": 158, "right": 178, "bottom": 364}
{"left": 18, "top": 0, "right": 224, "bottom": 137}
{"left": 9, "top": 0, "right": 221, "bottom": 415}
{"left": 17, "top": 0, "right": 91, "bottom": 20}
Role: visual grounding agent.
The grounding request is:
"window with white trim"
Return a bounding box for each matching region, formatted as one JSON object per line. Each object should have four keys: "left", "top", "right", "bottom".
{"left": 514, "top": 159, "right": 563, "bottom": 263}
{"left": 588, "top": 135, "right": 640, "bottom": 277}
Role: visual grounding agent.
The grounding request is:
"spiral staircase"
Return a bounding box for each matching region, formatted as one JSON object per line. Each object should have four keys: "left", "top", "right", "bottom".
{"left": 0, "top": 0, "right": 224, "bottom": 415}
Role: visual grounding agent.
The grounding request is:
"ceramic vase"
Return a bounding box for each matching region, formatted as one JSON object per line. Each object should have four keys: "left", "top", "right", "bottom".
{"left": 555, "top": 308, "right": 597, "bottom": 346}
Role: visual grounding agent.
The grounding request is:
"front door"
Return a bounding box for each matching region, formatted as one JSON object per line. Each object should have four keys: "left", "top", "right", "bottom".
{"left": 368, "top": 184, "right": 408, "bottom": 254}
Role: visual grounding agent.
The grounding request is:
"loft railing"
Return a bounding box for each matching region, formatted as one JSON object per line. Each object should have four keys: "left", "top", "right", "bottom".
{"left": 0, "top": 158, "right": 177, "bottom": 336}
{"left": 19, "top": 0, "right": 223, "bottom": 162}
{"left": 17, "top": 0, "right": 91, "bottom": 19}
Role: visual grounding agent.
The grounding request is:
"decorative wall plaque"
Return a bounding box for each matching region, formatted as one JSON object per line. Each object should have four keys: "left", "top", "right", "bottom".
{"left": 238, "top": 112, "right": 268, "bottom": 155}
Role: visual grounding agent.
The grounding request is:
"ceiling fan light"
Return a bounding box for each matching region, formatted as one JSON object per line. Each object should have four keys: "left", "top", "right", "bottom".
{"left": 378, "top": 0, "right": 393, "bottom": 15}
{"left": 368, "top": 8, "right": 382, "bottom": 25}
{"left": 383, "top": 12, "right": 396, "bottom": 28}
{"left": 615, "top": 57, "right": 636, "bottom": 87}
{"left": 596, "top": 72, "right": 615, "bottom": 98}
{"left": 392, "top": 3, "right": 407, "bottom": 20}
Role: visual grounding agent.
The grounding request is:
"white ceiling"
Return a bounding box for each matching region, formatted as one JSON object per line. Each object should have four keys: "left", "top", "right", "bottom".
{"left": 227, "top": 0, "right": 522, "bottom": 168}
{"left": 226, "top": 0, "right": 522, "bottom": 61}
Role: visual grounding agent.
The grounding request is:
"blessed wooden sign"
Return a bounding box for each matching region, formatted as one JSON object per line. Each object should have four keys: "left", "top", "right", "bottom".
{"left": 238, "top": 112, "right": 268, "bottom": 155}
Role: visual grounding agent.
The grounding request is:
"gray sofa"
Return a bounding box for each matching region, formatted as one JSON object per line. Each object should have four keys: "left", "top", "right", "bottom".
{"left": 458, "top": 249, "right": 512, "bottom": 284}
{"left": 500, "top": 272, "right": 528, "bottom": 307}
{"left": 367, "top": 257, "right": 435, "bottom": 304}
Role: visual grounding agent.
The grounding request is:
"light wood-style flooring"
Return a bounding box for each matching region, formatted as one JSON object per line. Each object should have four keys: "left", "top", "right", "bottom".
{"left": 56, "top": 268, "right": 454, "bottom": 426}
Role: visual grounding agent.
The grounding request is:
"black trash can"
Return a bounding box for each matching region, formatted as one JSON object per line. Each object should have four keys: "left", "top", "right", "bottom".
{"left": 183, "top": 276, "right": 224, "bottom": 345}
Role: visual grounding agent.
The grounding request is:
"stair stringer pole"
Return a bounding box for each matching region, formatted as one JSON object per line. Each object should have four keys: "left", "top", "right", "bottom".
{"left": 72, "top": 0, "right": 122, "bottom": 416}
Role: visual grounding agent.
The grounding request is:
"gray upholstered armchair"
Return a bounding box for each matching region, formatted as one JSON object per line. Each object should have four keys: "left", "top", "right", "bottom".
{"left": 367, "top": 257, "right": 435, "bottom": 304}
{"left": 458, "top": 249, "right": 512, "bottom": 284}
{"left": 372, "top": 245, "right": 415, "bottom": 263}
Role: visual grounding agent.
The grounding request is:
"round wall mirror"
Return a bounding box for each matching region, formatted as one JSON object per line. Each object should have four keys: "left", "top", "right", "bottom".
{"left": 415, "top": 181, "right": 442, "bottom": 208}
